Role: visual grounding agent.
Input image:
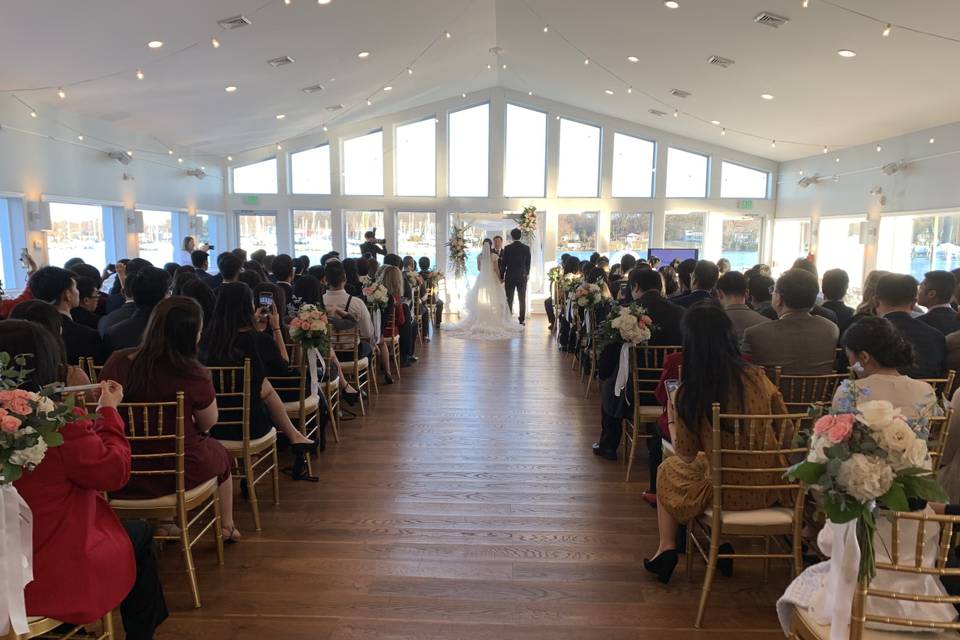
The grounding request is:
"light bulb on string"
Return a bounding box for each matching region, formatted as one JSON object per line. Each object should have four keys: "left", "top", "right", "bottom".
{"left": 501, "top": 63, "right": 507, "bottom": 70}
{"left": 77, "top": 135, "right": 84, "bottom": 141}
{"left": 366, "top": 98, "right": 372, "bottom": 106}
{"left": 882, "top": 23, "right": 892, "bottom": 37}
{"left": 627, "top": 86, "right": 633, "bottom": 94}
{"left": 771, "top": 140, "right": 776, "bottom": 148}
{"left": 211, "top": 37, "right": 221, "bottom": 49}
{"left": 29, "top": 110, "right": 37, "bottom": 118}
{"left": 277, "top": 143, "right": 283, "bottom": 151}
{"left": 461, "top": 92, "right": 467, "bottom": 98}
{"left": 284, "top": 0, "right": 291, "bottom": 4}
{"left": 673, "top": 109, "right": 679, "bottom": 118}
{"left": 136, "top": 69, "right": 144, "bottom": 80}
{"left": 227, "top": 155, "right": 233, "bottom": 161}
{"left": 583, "top": 58, "right": 590, "bottom": 65}
{"left": 721, "top": 128, "right": 726, "bottom": 136}
{"left": 543, "top": 25, "right": 549, "bottom": 33}
{"left": 801, "top": 0, "right": 809, "bottom": 7}
{"left": 528, "top": 90, "right": 533, "bottom": 96}
{"left": 167, "top": 149, "right": 174, "bottom": 155}
{"left": 322, "top": 125, "right": 328, "bottom": 132}
{"left": 876, "top": 143, "right": 882, "bottom": 152}
{"left": 823, "top": 146, "right": 828, "bottom": 154}
{"left": 177, "top": 157, "right": 183, "bottom": 163}
{"left": 407, "top": 67, "right": 413, "bottom": 75}
{"left": 444, "top": 31, "right": 451, "bottom": 39}
{"left": 57, "top": 87, "right": 65, "bottom": 100}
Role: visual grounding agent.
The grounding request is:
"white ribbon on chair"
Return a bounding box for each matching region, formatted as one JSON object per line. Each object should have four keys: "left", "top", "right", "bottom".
{"left": 0, "top": 484, "right": 33, "bottom": 636}
{"left": 372, "top": 309, "right": 382, "bottom": 343}
{"left": 815, "top": 519, "right": 861, "bottom": 640}
{"left": 584, "top": 312, "right": 592, "bottom": 334}
{"left": 565, "top": 300, "right": 573, "bottom": 322}
{"left": 306, "top": 347, "right": 321, "bottom": 398}
{"left": 613, "top": 343, "right": 631, "bottom": 398}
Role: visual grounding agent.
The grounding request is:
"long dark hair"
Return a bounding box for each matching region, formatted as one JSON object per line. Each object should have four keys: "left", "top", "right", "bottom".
{"left": 842, "top": 316, "right": 914, "bottom": 369}
{"left": 343, "top": 258, "right": 361, "bottom": 287}
{"left": 127, "top": 297, "right": 206, "bottom": 397}
{"left": 0, "top": 320, "right": 66, "bottom": 389}
{"left": 676, "top": 302, "right": 747, "bottom": 430}
{"left": 293, "top": 275, "right": 323, "bottom": 306}
{"left": 7, "top": 301, "right": 70, "bottom": 380}
{"left": 206, "top": 283, "right": 256, "bottom": 363}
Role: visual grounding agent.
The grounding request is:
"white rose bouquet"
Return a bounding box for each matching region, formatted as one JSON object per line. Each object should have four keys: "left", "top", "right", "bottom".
{"left": 593, "top": 303, "right": 654, "bottom": 351}
{"left": 517, "top": 205, "right": 537, "bottom": 242}
{"left": 363, "top": 282, "right": 390, "bottom": 313}
{"left": 446, "top": 224, "right": 468, "bottom": 279}
{"left": 574, "top": 282, "right": 603, "bottom": 309}
{"left": 562, "top": 272, "right": 583, "bottom": 295}
{"left": 787, "top": 382, "right": 945, "bottom": 582}
{"left": 288, "top": 304, "right": 330, "bottom": 354}
{"left": 548, "top": 266, "right": 562, "bottom": 284}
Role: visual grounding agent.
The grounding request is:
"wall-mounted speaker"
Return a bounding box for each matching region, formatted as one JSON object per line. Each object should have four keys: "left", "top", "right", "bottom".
{"left": 126, "top": 208, "right": 144, "bottom": 234}
{"left": 27, "top": 201, "right": 52, "bottom": 231}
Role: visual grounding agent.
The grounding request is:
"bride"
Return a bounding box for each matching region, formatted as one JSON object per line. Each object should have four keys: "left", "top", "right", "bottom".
{"left": 444, "top": 239, "right": 523, "bottom": 340}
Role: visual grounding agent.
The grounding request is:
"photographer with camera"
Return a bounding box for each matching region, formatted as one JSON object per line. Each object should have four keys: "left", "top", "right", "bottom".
{"left": 359, "top": 229, "right": 387, "bottom": 257}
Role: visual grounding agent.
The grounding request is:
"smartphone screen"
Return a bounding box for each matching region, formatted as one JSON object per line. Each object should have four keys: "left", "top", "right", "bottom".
{"left": 258, "top": 292, "right": 273, "bottom": 308}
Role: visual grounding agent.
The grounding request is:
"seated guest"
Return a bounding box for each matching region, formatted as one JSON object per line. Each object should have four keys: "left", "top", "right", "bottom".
{"left": 378, "top": 266, "right": 406, "bottom": 384}
{"left": 855, "top": 269, "right": 890, "bottom": 317}
{"left": 171, "top": 268, "right": 197, "bottom": 296}
{"left": 323, "top": 261, "right": 375, "bottom": 360}
{"left": 104, "top": 258, "right": 150, "bottom": 315}
{"left": 418, "top": 256, "right": 443, "bottom": 328}
{"left": 789, "top": 258, "right": 838, "bottom": 324}
{"left": 717, "top": 258, "right": 731, "bottom": 275}
{"left": 272, "top": 254, "right": 296, "bottom": 301}
{"left": 919, "top": 270, "right": 960, "bottom": 335}
{"left": 877, "top": 273, "right": 946, "bottom": 378}
{"left": 645, "top": 302, "right": 793, "bottom": 584}
{"left": 8, "top": 300, "right": 95, "bottom": 397}
{"left": 659, "top": 265, "right": 679, "bottom": 298}
{"left": 243, "top": 260, "right": 268, "bottom": 282}
{"left": 180, "top": 279, "right": 216, "bottom": 341}
{"left": 292, "top": 274, "right": 324, "bottom": 309}
{"left": 212, "top": 251, "right": 243, "bottom": 289}
{"left": 71, "top": 275, "right": 102, "bottom": 331}
{"left": 675, "top": 258, "right": 697, "bottom": 296}
{"left": 102, "top": 298, "right": 239, "bottom": 541}
{"left": 821, "top": 268, "right": 855, "bottom": 330}
{"left": 716, "top": 271, "right": 770, "bottom": 341}
{"left": 742, "top": 268, "right": 839, "bottom": 374}
{"left": 238, "top": 268, "right": 264, "bottom": 291}
{"left": 99, "top": 272, "right": 136, "bottom": 335}
{"left": 747, "top": 274, "right": 778, "bottom": 320}
{"left": 296, "top": 255, "right": 310, "bottom": 278}
{"left": 343, "top": 258, "right": 364, "bottom": 297}
{"left": 6, "top": 321, "right": 168, "bottom": 638}
{"left": 104, "top": 266, "right": 171, "bottom": 354}
{"left": 839, "top": 316, "right": 937, "bottom": 419}
{"left": 29, "top": 266, "right": 103, "bottom": 365}
{"left": 671, "top": 260, "right": 718, "bottom": 308}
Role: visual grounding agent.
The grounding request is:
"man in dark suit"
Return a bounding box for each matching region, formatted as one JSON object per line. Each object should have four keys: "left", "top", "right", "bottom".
{"left": 918, "top": 270, "right": 960, "bottom": 335}
{"left": 499, "top": 228, "right": 531, "bottom": 325}
{"left": 418, "top": 256, "right": 444, "bottom": 329}
{"left": 877, "top": 273, "right": 947, "bottom": 378}
{"left": 821, "top": 268, "right": 856, "bottom": 330}
{"left": 748, "top": 274, "right": 779, "bottom": 320}
{"left": 191, "top": 250, "right": 220, "bottom": 289}
{"left": 359, "top": 230, "right": 387, "bottom": 257}
{"left": 272, "top": 254, "right": 296, "bottom": 303}
{"left": 28, "top": 266, "right": 103, "bottom": 365}
{"left": 103, "top": 267, "right": 171, "bottom": 354}
{"left": 670, "top": 260, "right": 718, "bottom": 308}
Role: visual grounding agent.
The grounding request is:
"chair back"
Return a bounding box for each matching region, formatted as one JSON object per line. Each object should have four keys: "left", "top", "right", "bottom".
{"left": 921, "top": 370, "right": 956, "bottom": 404}
{"left": 85, "top": 357, "right": 104, "bottom": 383}
{"left": 928, "top": 405, "right": 955, "bottom": 469}
{"left": 117, "top": 393, "right": 186, "bottom": 496}
{"left": 772, "top": 368, "right": 849, "bottom": 413}
{"left": 382, "top": 302, "right": 398, "bottom": 337}
{"left": 207, "top": 359, "right": 252, "bottom": 443}
{"left": 630, "top": 345, "right": 682, "bottom": 404}
{"left": 330, "top": 326, "right": 361, "bottom": 362}
{"left": 850, "top": 510, "right": 960, "bottom": 638}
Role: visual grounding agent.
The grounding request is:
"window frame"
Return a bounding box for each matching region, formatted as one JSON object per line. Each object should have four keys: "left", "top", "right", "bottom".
{"left": 503, "top": 102, "right": 548, "bottom": 198}
{"left": 719, "top": 160, "right": 770, "bottom": 199}
{"left": 447, "top": 102, "right": 491, "bottom": 198}
{"left": 556, "top": 117, "right": 603, "bottom": 198}
{"left": 665, "top": 146, "right": 711, "bottom": 199}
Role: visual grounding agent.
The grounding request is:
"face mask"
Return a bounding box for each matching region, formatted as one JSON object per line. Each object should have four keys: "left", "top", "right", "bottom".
{"left": 851, "top": 362, "right": 865, "bottom": 377}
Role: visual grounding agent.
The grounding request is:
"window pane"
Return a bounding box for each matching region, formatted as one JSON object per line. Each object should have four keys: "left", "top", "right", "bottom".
{"left": 721, "top": 218, "right": 761, "bottom": 272}
{"left": 611, "top": 133, "right": 655, "bottom": 198}
{"left": 818, "top": 217, "right": 866, "bottom": 302}
{"left": 504, "top": 105, "right": 546, "bottom": 197}
{"left": 291, "top": 146, "right": 331, "bottom": 194}
{"left": 293, "top": 210, "right": 333, "bottom": 264}
{"left": 665, "top": 148, "right": 708, "bottom": 198}
{"left": 397, "top": 212, "right": 437, "bottom": 263}
{"left": 396, "top": 119, "right": 436, "bottom": 197}
{"left": 195, "top": 214, "right": 221, "bottom": 271}
{"left": 664, "top": 212, "right": 705, "bottom": 251}
{"left": 232, "top": 158, "right": 278, "bottom": 194}
{"left": 238, "top": 214, "right": 278, "bottom": 256}
{"left": 343, "top": 131, "right": 384, "bottom": 196}
{"left": 556, "top": 212, "right": 598, "bottom": 262}
{"left": 557, "top": 119, "right": 601, "bottom": 197}
{"left": 720, "top": 161, "right": 768, "bottom": 199}
{"left": 771, "top": 219, "right": 810, "bottom": 278}
{"left": 609, "top": 212, "right": 651, "bottom": 262}
{"left": 47, "top": 202, "right": 105, "bottom": 269}
{"left": 138, "top": 210, "right": 173, "bottom": 266}
{"left": 449, "top": 105, "right": 489, "bottom": 197}
{"left": 345, "top": 210, "right": 384, "bottom": 257}
{"left": 876, "top": 214, "right": 960, "bottom": 283}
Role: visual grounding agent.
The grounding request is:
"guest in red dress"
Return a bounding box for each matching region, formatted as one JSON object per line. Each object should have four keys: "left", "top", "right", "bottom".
{"left": 4, "top": 320, "right": 167, "bottom": 638}
{"left": 378, "top": 266, "right": 406, "bottom": 385}
{"left": 101, "top": 296, "right": 239, "bottom": 541}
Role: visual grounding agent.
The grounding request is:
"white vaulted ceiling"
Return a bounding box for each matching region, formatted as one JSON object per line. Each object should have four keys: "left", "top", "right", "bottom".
{"left": 3, "top": 0, "right": 960, "bottom": 161}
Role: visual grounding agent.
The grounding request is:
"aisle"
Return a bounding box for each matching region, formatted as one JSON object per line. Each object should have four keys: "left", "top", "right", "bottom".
{"left": 158, "top": 319, "right": 786, "bottom": 639}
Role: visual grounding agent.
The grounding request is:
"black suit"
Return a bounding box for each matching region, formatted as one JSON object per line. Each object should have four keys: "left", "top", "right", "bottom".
{"left": 812, "top": 304, "right": 839, "bottom": 325}
{"left": 499, "top": 241, "right": 531, "bottom": 323}
{"left": 359, "top": 241, "right": 386, "bottom": 257}
{"left": 61, "top": 313, "right": 103, "bottom": 366}
{"left": 103, "top": 307, "right": 153, "bottom": 355}
{"left": 822, "top": 300, "right": 855, "bottom": 330}
{"left": 919, "top": 307, "right": 960, "bottom": 336}
{"left": 636, "top": 291, "right": 685, "bottom": 347}
{"left": 884, "top": 311, "right": 947, "bottom": 378}
{"left": 670, "top": 289, "right": 712, "bottom": 308}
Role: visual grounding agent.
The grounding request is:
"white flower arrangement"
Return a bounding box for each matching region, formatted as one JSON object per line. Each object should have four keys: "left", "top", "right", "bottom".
{"left": 573, "top": 282, "right": 603, "bottom": 309}
{"left": 517, "top": 205, "right": 537, "bottom": 242}
{"left": 446, "top": 224, "right": 468, "bottom": 279}
{"left": 363, "top": 282, "right": 390, "bottom": 313}
{"left": 608, "top": 305, "right": 653, "bottom": 344}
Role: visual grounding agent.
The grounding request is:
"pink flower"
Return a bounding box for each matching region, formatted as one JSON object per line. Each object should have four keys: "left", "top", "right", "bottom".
{"left": 290, "top": 318, "right": 303, "bottom": 329}
{"left": 640, "top": 315, "right": 653, "bottom": 326}
{"left": 0, "top": 391, "right": 14, "bottom": 404}
{"left": 814, "top": 413, "right": 855, "bottom": 444}
{"left": 8, "top": 398, "right": 32, "bottom": 416}
{"left": 1, "top": 414, "right": 21, "bottom": 433}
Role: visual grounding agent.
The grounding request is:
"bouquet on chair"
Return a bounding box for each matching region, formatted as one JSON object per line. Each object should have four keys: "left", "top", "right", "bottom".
{"left": 573, "top": 282, "right": 604, "bottom": 309}
{"left": 547, "top": 266, "right": 562, "bottom": 284}
{"left": 425, "top": 270, "right": 444, "bottom": 295}
{"left": 404, "top": 270, "right": 422, "bottom": 292}
{"left": 786, "top": 383, "right": 945, "bottom": 582}
{"left": 562, "top": 272, "right": 583, "bottom": 295}
{"left": 288, "top": 305, "right": 330, "bottom": 355}
{"left": 592, "top": 303, "right": 654, "bottom": 351}
{"left": 363, "top": 282, "right": 390, "bottom": 314}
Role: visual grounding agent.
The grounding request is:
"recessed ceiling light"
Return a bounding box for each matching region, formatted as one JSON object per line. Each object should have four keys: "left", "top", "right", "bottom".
{"left": 77, "top": 135, "right": 84, "bottom": 141}
{"left": 760, "top": 93, "right": 774, "bottom": 100}
{"left": 276, "top": 114, "right": 286, "bottom": 120}
{"left": 837, "top": 49, "right": 857, "bottom": 58}
{"left": 604, "top": 89, "right": 614, "bottom": 95}
{"left": 930, "top": 137, "right": 936, "bottom": 144}
{"left": 227, "top": 155, "right": 233, "bottom": 161}
{"left": 147, "top": 40, "right": 164, "bottom": 49}
{"left": 136, "top": 69, "right": 145, "bottom": 80}
{"left": 225, "top": 85, "right": 237, "bottom": 92}
{"left": 664, "top": 1, "right": 679, "bottom": 7}
{"left": 627, "top": 55, "right": 639, "bottom": 63}
{"left": 357, "top": 51, "right": 370, "bottom": 59}
{"left": 318, "top": 0, "right": 332, "bottom": 4}
{"left": 710, "top": 120, "right": 720, "bottom": 125}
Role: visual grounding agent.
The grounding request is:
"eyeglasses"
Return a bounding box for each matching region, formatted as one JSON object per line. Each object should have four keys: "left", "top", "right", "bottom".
{"left": 769, "top": 285, "right": 777, "bottom": 295}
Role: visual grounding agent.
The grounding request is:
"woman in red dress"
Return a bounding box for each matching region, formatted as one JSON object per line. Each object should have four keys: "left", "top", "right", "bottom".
{"left": 377, "top": 265, "right": 406, "bottom": 385}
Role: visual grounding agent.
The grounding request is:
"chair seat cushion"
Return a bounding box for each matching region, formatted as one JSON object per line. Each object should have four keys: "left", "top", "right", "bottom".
{"left": 282, "top": 395, "right": 320, "bottom": 414}
{"left": 702, "top": 506, "right": 794, "bottom": 527}
{"left": 792, "top": 603, "right": 957, "bottom": 639}
{"left": 111, "top": 477, "right": 218, "bottom": 510}
{"left": 218, "top": 427, "right": 277, "bottom": 455}
{"left": 340, "top": 358, "right": 369, "bottom": 372}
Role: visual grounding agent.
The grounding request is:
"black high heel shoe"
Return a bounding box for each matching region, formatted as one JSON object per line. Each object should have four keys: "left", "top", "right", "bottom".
{"left": 643, "top": 549, "right": 679, "bottom": 584}
{"left": 343, "top": 390, "right": 359, "bottom": 406}
{"left": 383, "top": 374, "right": 394, "bottom": 385}
{"left": 283, "top": 443, "right": 319, "bottom": 482}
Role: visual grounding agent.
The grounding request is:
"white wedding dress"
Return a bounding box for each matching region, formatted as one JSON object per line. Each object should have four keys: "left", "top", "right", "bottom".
{"left": 444, "top": 244, "right": 523, "bottom": 340}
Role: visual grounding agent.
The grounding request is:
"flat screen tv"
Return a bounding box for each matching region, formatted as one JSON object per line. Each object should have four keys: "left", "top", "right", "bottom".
{"left": 647, "top": 248, "right": 699, "bottom": 264}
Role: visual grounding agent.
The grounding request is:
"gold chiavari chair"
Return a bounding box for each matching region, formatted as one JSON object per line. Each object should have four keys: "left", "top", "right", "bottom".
{"left": 5, "top": 613, "right": 114, "bottom": 640}
{"left": 582, "top": 307, "right": 600, "bottom": 399}
{"left": 922, "top": 370, "right": 957, "bottom": 405}
{"left": 791, "top": 510, "right": 960, "bottom": 639}
{"left": 269, "top": 348, "right": 333, "bottom": 479}
{"left": 109, "top": 393, "right": 225, "bottom": 609}
{"left": 928, "top": 405, "right": 955, "bottom": 471}
{"left": 569, "top": 309, "right": 583, "bottom": 370}
{"left": 209, "top": 360, "right": 279, "bottom": 532}
{"left": 381, "top": 306, "right": 402, "bottom": 383}
{"left": 772, "top": 368, "right": 849, "bottom": 414}
{"left": 688, "top": 403, "right": 810, "bottom": 628}
{"left": 413, "top": 285, "right": 425, "bottom": 347}
{"left": 330, "top": 327, "right": 371, "bottom": 416}
{"left": 623, "top": 344, "right": 682, "bottom": 482}
{"left": 85, "top": 357, "right": 103, "bottom": 383}
{"left": 320, "top": 350, "right": 341, "bottom": 439}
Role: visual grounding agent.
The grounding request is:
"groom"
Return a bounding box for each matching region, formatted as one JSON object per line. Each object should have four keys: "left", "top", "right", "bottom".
{"left": 500, "top": 228, "right": 531, "bottom": 325}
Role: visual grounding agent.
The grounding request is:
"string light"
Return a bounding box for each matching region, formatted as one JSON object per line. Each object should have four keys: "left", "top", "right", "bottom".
{"left": 835, "top": 156, "right": 841, "bottom": 163}
{"left": 77, "top": 135, "right": 84, "bottom": 141}
{"left": 583, "top": 58, "right": 590, "bottom": 65}
{"left": 721, "top": 128, "right": 726, "bottom": 136}
{"left": 501, "top": 63, "right": 507, "bottom": 70}
{"left": 168, "top": 149, "right": 174, "bottom": 155}
{"left": 528, "top": 90, "right": 533, "bottom": 96}
{"left": 930, "top": 137, "right": 936, "bottom": 144}
{"left": 29, "top": 111, "right": 37, "bottom": 118}
{"left": 627, "top": 86, "right": 633, "bottom": 94}
{"left": 136, "top": 69, "right": 144, "bottom": 80}
{"left": 227, "top": 155, "right": 233, "bottom": 161}
{"left": 543, "top": 25, "right": 549, "bottom": 32}
{"left": 177, "top": 157, "right": 183, "bottom": 163}
{"left": 461, "top": 92, "right": 467, "bottom": 98}
{"left": 444, "top": 31, "right": 451, "bottom": 39}
{"left": 882, "top": 23, "right": 892, "bottom": 37}
{"left": 211, "top": 37, "right": 221, "bottom": 49}
{"left": 276, "top": 143, "right": 283, "bottom": 150}
{"left": 366, "top": 98, "right": 372, "bottom": 105}
{"left": 673, "top": 109, "right": 679, "bottom": 118}
{"left": 876, "top": 143, "right": 882, "bottom": 152}
{"left": 322, "top": 125, "right": 328, "bottom": 132}
{"left": 407, "top": 67, "right": 413, "bottom": 75}
{"left": 823, "top": 146, "right": 828, "bottom": 154}
{"left": 802, "top": 0, "right": 809, "bottom": 7}
{"left": 57, "top": 87, "right": 65, "bottom": 100}
{"left": 771, "top": 139, "right": 777, "bottom": 148}
{"left": 284, "top": 0, "right": 291, "bottom": 4}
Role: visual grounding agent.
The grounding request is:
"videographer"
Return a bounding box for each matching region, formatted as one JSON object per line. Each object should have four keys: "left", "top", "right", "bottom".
{"left": 359, "top": 229, "right": 387, "bottom": 257}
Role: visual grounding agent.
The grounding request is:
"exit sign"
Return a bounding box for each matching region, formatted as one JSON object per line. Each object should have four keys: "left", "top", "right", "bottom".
{"left": 243, "top": 195, "right": 260, "bottom": 205}
{"left": 737, "top": 199, "right": 754, "bottom": 210}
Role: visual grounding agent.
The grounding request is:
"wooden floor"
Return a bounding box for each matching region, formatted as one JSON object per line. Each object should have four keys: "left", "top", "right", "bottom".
{"left": 157, "top": 319, "right": 788, "bottom": 639}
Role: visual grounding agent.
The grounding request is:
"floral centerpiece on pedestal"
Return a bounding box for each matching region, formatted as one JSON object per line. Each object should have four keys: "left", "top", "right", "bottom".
{"left": 288, "top": 304, "right": 330, "bottom": 355}
{"left": 787, "top": 383, "right": 945, "bottom": 582}
{"left": 363, "top": 282, "right": 390, "bottom": 314}
{"left": 447, "top": 224, "right": 468, "bottom": 279}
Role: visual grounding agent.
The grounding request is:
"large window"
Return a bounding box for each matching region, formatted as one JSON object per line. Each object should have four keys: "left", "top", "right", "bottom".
{"left": 232, "top": 158, "right": 278, "bottom": 194}
{"left": 47, "top": 202, "right": 106, "bottom": 269}
{"left": 818, "top": 217, "right": 866, "bottom": 302}
{"left": 720, "top": 161, "right": 769, "bottom": 199}
{"left": 877, "top": 213, "right": 960, "bottom": 282}
{"left": 395, "top": 119, "right": 436, "bottom": 197}
{"left": 664, "top": 212, "right": 705, "bottom": 252}
{"left": 720, "top": 217, "right": 762, "bottom": 272}
{"left": 611, "top": 133, "right": 655, "bottom": 198}
{"left": 504, "top": 104, "right": 547, "bottom": 197}
{"left": 137, "top": 210, "right": 173, "bottom": 266}
{"left": 665, "top": 147, "right": 709, "bottom": 198}
{"left": 448, "top": 104, "right": 489, "bottom": 197}
{"left": 293, "top": 210, "right": 333, "bottom": 263}
{"left": 557, "top": 119, "right": 601, "bottom": 197}
{"left": 237, "top": 213, "right": 278, "bottom": 256}
{"left": 771, "top": 219, "right": 811, "bottom": 278}
{"left": 397, "top": 212, "right": 437, "bottom": 263}
{"left": 291, "top": 145, "right": 331, "bottom": 194}
{"left": 345, "top": 210, "right": 384, "bottom": 257}
{"left": 343, "top": 130, "right": 384, "bottom": 196}
{"left": 609, "top": 212, "right": 652, "bottom": 262}
{"left": 556, "top": 212, "right": 598, "bottom": 262}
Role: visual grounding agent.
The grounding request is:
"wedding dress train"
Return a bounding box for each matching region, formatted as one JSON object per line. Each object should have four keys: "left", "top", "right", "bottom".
{"left": 443, "top": 243, "right": 523, "bottom": 340}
